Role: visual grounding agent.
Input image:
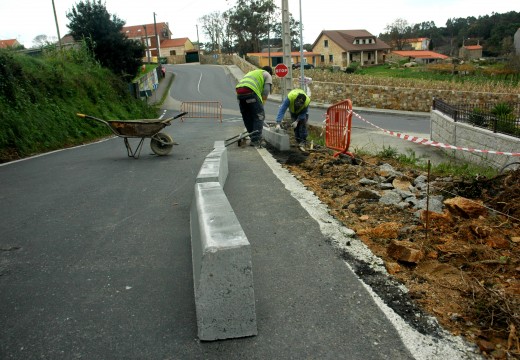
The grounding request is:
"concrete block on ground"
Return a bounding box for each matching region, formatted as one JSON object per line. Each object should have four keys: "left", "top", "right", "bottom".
{"left": 196, "top": 147, "right": 228, "bottom": 186}
{"left": 213, "top": 140, "right": 225, "bottom": 150}
{"left": 263, "top": 127, "right": 290, "bottom": 151}
{"left": 190, "top": 182, "right": 257, "bottom": 341}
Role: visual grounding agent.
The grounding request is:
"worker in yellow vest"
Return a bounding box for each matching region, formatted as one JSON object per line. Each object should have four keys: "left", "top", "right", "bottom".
{"left": 236, "top": 66, "right": 273, "bottom": 148}
{"left": 275, "top": 88, "right": 311, "bottom": 152}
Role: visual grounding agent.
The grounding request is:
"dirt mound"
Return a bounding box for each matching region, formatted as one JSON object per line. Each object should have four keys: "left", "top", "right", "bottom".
{"left": 268, "top": 143, "right": 520, "bottom": 359}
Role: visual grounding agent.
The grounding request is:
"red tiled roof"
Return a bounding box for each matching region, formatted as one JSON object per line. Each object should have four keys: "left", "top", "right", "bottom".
{"left": 392, "top": 50, "right": 448, "bottom": 59}
{"left": 464, "top": 45, "right": 482, "bottom": 50}
{"left": 122, "top": 23, "right": 170, "bottom": 39}
{"left": 0, "top": 39, "right": 19, "bottom": 48}
{"left": 162, "top": 38, "right": 190, "bottom": 47}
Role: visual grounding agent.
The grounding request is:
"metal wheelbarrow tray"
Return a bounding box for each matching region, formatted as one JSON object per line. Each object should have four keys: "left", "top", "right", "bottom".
{"left": 77, "top": 112, "right": 187, "bottom": 158}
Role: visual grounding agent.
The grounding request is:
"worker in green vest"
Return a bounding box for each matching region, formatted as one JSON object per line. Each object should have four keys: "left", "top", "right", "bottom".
{"left": 275, "top": 88, "right": 311, "bottom": 152}
{"left": 236, "top": 66, "right": 273, "bottom": 148}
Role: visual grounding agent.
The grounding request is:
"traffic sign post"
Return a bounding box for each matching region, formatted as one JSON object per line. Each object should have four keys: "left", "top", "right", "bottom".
{"left": 274, "top": 63, "right": 289, "bottom": 78}
{"left": 274, "top": 63, "right": 289, "bottom": 102}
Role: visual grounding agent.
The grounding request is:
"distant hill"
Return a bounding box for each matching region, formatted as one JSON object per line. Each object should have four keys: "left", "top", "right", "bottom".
{"left": 379, "top": 11, "right": 520, "bottom": 57}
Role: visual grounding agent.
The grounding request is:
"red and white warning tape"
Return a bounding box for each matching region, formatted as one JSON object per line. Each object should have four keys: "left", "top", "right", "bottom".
{"left": 350, "top": 110, "right": 520, "bottom": 157}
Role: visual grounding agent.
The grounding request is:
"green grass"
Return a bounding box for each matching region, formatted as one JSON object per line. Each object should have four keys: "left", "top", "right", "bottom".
{"left": 0, "top": 47, "right": 158, "bottom": 162}
{"left": 353, "top": 63, "right": 519, "bottom": 85}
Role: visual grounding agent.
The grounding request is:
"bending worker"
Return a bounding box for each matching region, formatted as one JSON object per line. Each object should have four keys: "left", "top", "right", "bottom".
{"left": 275, "top": 88, "right": 311, "bottom": 151}
{"left": 236, "top": 66, "right": 273, "bottom": 148}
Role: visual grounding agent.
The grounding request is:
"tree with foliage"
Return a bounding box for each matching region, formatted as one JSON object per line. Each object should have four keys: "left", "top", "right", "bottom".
{"left": 66, "top": 0, "right": 144, "bottom": 80}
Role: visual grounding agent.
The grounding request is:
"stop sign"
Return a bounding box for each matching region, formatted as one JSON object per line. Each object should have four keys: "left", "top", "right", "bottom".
{"left": 274, "top": 63, "right": 289, "bottom": 78}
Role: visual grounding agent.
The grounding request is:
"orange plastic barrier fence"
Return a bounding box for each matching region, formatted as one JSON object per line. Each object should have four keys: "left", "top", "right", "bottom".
{"left": 325, "top": 99, "right": 354, "bottom": 157}
{"left": 180, "top": 101, "right": 222, "bottom": 123}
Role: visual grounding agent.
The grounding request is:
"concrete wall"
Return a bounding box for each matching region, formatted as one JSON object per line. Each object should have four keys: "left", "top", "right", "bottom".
{"left": 431, "top": 110, "right": 520, "bottom": 169}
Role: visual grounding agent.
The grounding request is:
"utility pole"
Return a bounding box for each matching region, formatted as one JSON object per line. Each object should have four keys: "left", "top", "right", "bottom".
{"left": 298, "top": 0, "right": 305, "bottom": 91}
{"left": 267, "top": 12, "right": 271, "bottom": 67}
{"left": 143, "top": 25, "right": 151, "bottom": 64}
{"left": 153, "top": 12, "right": 161, "bottom": 61}
{"left": 51, "top": 0, "right": 62, "bottom": 50}
{"left": 281, "top": 0, "right": 293, "bottom": 98}
{"left": 196, "top": 24, "right": 200, "bottom": 50}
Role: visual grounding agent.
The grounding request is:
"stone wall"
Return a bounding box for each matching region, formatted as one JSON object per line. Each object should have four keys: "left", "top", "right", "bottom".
{"left": 431, "top": 110, "right": 520, "bottom": 170}
{"left": 171, "top": 54, "right": 519, "bottom": 115}
{"left": 304, "top": 81, "right": 520, "bottom": 112}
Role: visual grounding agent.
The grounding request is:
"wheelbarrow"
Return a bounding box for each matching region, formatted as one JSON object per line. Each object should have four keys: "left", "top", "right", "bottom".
{"left": 77, "top": 112, "right": 187, "bottom": 158}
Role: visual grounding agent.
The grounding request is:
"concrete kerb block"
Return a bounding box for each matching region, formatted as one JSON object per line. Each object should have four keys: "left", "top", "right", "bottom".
{"left": 195, "top": 143, "right": 228, "bottom": 187}
{"left": 190, "top": 182, "right": 258, "bottom": 341}
{"left": 263, "top": 126, "right": 290, "bottom": 151}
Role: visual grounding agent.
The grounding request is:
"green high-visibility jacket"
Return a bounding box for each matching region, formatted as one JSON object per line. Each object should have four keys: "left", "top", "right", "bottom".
{"left": 288, "top": 89, "right": 311, "bottom": 114}
{"left": 236, "top": 69, "right": 265, "bottom": 103}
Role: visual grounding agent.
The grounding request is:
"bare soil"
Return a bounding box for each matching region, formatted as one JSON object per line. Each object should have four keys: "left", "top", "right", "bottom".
{"left": 266, "top": 139, "right": 520, "bottom": 359}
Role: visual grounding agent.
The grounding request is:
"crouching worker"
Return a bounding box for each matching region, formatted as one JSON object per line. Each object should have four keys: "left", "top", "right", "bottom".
{"left": 275, "top": 89, "right": 311, "bottom": 152}
{"left": 236, "top": 66, "right": 273, "bottom": 148}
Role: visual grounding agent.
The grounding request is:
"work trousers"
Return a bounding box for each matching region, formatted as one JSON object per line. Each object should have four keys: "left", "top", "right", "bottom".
{"left": 237, "top": 93, "right": 265, "bottom": 143}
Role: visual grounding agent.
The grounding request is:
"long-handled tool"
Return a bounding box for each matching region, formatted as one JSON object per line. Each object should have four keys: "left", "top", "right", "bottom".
{"left": 224, "top": 130, "right": 259, "bottom": 147}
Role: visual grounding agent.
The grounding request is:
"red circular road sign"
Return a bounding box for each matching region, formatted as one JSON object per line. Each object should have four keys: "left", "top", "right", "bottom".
{"left": 274, "top": 63, "right": 289, "bottom": 78}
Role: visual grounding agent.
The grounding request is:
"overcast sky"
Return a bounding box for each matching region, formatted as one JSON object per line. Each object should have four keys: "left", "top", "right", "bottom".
{"left": 0, "top": 0, "right": 518, "bottom": 48}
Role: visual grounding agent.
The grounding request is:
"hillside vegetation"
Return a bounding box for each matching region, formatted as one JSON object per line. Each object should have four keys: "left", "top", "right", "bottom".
{"left": 0, "top": 47, "right": 157, "bottom": 163}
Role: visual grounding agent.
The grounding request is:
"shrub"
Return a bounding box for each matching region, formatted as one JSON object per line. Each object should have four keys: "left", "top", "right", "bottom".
{"left": 468, "top": 108, "right": 487, "bottom": 127}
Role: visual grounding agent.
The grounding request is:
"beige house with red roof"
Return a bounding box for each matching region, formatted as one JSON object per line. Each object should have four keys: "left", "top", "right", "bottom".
{"left": 122, "top": 22, "right": 172, "bottom": 58}
{"left": 161, "top": 38, "right": 194, "bottom": 56}
{"left": 402, "top": 37, "right": 430, "bottom": 51}
{"left": 311, "top": 30, "right": 391, "bottom": 68}
{"left": 0, "top": 39, "right": 21, "bottom": 49}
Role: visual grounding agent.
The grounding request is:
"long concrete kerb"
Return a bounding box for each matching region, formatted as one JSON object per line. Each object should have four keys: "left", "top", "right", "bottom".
{"left": 195, "top": 142, "right": 228, "bottom": 187}
{"left": 190, "top": 140, "right": 257, "bottom": 341}
{"left": 190, "top": 182, "right": 257, "bottom": 341}
{"left": 263, "top": 126, "right": 290, "bottom": 151}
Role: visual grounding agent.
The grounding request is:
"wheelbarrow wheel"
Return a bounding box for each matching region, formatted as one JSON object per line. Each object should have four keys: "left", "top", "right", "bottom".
{"left": 151, "top": 132, "right": 174, "bottom": 156}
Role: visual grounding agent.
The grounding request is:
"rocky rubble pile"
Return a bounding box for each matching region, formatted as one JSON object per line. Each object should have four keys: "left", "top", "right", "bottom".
{"left": 276, "top": 148, "right": 520, "bottom": 359}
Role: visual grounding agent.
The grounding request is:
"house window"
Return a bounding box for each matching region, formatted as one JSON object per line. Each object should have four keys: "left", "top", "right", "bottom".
{"left": 324, "top": 39, "right": 328, "bottom": 47}
{"left": 170, "top": 50, "right": 176, "bottom": 55}
{"left": 329, "top": 54, "right": 333, "bottom": 62}
{"left": 320, "top": 55, "right": 325, "bottom": 62}
{"left": 368, "top": 53, "right": 372, "bottom": 60}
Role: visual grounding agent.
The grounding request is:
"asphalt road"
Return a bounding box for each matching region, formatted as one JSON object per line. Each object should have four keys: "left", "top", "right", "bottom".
{"left": 0, "top": 64, "right": 474, "bottom": 359}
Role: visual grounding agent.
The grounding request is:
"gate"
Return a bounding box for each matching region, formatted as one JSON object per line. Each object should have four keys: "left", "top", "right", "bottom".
{"left": 325, "top": 99, "right": 354, "bottom": 157}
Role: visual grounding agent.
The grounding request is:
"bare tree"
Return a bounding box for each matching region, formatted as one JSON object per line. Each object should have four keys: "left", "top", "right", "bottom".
{"left": 32, "top": 34, "right": 57, "bottom": 48}
{"left": 199, "top": 12, "right": 226, "bottom": 53}
{"left": 385, "top": 18, "right": 412, "bottom": 50}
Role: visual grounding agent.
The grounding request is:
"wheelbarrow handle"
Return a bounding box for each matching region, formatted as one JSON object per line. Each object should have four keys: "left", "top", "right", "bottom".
{"left": 160, "top": 111, "right": 189, "bottom": 125}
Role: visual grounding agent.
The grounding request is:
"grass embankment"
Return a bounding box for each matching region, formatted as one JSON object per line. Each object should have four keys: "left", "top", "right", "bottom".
{"left": 0, "top": 48, "right": 158, "bottom": 163}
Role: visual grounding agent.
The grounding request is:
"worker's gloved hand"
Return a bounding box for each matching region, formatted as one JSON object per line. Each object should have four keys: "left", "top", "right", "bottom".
{"left": 275, "top": 124, "right": 281, "bottom": 132}
{"left": 291, "top": 120, "right": 298, "bottom": 128}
